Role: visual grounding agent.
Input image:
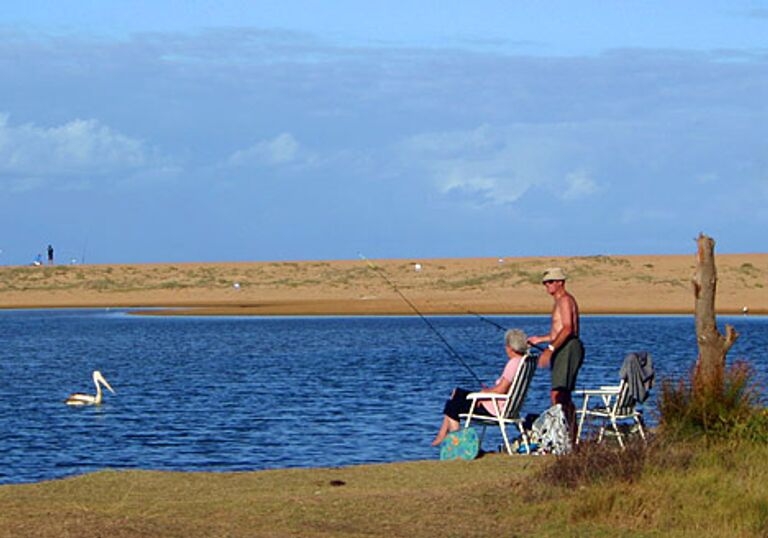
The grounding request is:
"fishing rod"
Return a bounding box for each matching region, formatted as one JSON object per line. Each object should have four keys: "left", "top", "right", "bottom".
{"left": 455, "top": 303, "right": 547, "bottom": 352}
{"left": 455, "top": 305, "right": 507, "bottom": 332}
{"left": 359, "top": 254, "right": 483, "bottom": 385}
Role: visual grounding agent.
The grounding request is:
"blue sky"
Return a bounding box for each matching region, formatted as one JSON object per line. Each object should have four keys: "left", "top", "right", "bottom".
{"left": 1, "top": 2, "right": 766, "bottom": 264}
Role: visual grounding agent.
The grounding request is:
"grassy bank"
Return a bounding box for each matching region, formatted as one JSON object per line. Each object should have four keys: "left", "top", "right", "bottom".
{"left": 2, "top": 441, "right": 768, "bottom": 537}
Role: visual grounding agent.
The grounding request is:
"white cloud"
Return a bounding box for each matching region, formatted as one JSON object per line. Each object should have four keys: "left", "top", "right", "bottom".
{"left": 0, "top": 114, "right": 156, "bottom": 190}
{"left": 560, "top": 170, "right": 599, "bottom": 200}
{"left": 401, "top": 125, "right": 534, "bottom": 206}
{"left": 0, "top": 114, "right": 146, "bottom": 172}
{"left": 401, "top": 124, "right": 602, "bottom": 207}
{"left": 439, "top": 174, "right": 526, "bottom": 206}
{"left": 227, "top": 133, "right": 301, "bottom": 167}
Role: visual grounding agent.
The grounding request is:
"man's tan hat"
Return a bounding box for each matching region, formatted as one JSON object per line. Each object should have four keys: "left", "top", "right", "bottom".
{"left": 542, "top": 267, "right": 567, "bottom": 282}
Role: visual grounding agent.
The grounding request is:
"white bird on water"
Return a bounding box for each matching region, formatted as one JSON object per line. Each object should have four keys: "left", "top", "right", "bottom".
{"left": 65, "top": 371, "right": 116, "bottom": 406}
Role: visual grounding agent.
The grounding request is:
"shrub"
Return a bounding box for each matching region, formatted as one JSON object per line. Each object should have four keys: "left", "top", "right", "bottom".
{"left": 658, "top": 360, "right": 765, "bottom": 441}
{"left": 537, "top": 439, "right": 650, "bottom": 488}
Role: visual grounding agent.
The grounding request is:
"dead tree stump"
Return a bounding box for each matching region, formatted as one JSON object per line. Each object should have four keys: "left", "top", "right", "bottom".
{"left": 692, "top": 233, "right": 738, "bottom": 387}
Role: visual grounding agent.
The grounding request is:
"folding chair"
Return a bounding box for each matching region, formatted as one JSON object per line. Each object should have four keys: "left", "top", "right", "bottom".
{"left": 575, "top": 379, "right": 647, "bottom": 449}
{"left": 460, "top": 353, "right": 538, "bottom": 455}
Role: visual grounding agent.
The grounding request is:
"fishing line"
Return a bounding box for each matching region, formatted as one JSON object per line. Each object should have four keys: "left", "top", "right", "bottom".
{"left": 359, "top": 253, "right": 483, "bottom": 385}
{"left": 454, "top": 305, "right": 507, "bottom": 332}
{"left": 455, "top": 303, "right": 546, "bottom": 352}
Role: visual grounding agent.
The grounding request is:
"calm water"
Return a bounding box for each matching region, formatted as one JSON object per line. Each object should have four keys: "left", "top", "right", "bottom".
{"left": 1, "top": 309, "right": 766, "bottom": 485}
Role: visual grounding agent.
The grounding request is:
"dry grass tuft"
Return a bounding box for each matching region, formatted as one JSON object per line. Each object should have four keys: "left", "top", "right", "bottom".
{"left": 537, "top": 439, "right": 650, "bottom": 488}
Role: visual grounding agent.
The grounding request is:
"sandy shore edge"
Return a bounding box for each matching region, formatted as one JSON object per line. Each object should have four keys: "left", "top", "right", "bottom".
{"left": 3, "top": 301, "right": 764, "bottom": 316}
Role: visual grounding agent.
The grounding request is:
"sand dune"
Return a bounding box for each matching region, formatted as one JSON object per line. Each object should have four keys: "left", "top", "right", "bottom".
{"left": 0, "top": 253, "right": 766, "bottom": 315}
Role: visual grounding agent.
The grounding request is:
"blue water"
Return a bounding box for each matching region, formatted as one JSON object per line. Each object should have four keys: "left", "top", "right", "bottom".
{"left": 0, "top": 309, "right": 766, "bottom": 485}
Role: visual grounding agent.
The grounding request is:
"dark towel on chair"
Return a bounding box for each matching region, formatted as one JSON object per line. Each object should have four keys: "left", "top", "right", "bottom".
{"left": 619, "top": 352, "right": 654, "bottom": 405}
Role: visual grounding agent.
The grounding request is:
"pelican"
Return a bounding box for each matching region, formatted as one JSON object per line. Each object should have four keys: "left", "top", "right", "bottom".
{"left": 65, "top": 370, "right": 116, "bottom": 406}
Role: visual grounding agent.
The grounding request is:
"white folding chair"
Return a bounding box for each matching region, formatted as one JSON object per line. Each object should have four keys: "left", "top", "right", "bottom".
{"left": 460, "top": 353, "right": 538, "bottom": 455}
{"left": 575, "top": 379, "right": 647, "bottom": 449}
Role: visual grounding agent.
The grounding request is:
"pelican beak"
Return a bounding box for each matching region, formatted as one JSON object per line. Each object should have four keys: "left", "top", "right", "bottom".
{"left": 96, "top": 373, "right": 116, "bottom": 394}
{"left": 103, "top": 379, "right": 116, "bottom": 394}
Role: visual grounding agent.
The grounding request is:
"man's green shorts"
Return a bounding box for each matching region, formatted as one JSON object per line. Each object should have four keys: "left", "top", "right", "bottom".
{"left": 550, "top": 337, "right": 584, "bottom": 392}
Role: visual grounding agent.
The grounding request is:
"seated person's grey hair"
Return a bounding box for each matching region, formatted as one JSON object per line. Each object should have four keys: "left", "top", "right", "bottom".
{"left": 505, "top": 329, "right": 528, "bottom": 354}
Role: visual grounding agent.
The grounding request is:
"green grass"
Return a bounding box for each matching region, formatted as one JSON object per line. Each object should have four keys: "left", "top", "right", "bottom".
{"left": 738, "top": 262, "right": 760, "bottom": 276}
{"left": 155, "top": 280, "right": 187, "bottom": 290}
{"left": 324, "top": 267, "right": 373, "bottom": 287}
{"left": 571, "top": 255, "right": 632, "bottom": 267}
{"left": 84, "top": 278, "right": 120, "bottom": 291}
{"left": 267, "top": 278, "right": 322, "bottom": 288}
{"left": 433, "top": 265, "right": 541, "bottom": 290}
{"left": 2, "top": 440, "right": 768, "bottom": 537}
{"left": 619, "top": 273, "right": 685, "bottom": 288}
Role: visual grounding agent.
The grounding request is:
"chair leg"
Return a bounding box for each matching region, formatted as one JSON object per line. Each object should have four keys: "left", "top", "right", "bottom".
{"left": 611, "top": 417, "right": 625, "bottom": 449}
{"left": 597, "top": 423, "right": 606, "bottom": 444}
{"left": 576, "top": 397, "right": 590, "bottom": 445}
{"left": 576, "top": 413, "right": 589, "bottom": 445}
{"left": 635, "top": 416, "right": 647, "bottom": 443}
{"left": 498, "top": 420, "right": 513, "bottom": 455}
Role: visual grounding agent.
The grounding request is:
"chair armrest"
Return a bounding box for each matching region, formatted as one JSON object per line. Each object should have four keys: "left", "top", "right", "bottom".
{"left": 466, "top": 391, "right": 507, "bottom": 400}
{"left": 573, "top": 387, "right": 620, "bottom": 396}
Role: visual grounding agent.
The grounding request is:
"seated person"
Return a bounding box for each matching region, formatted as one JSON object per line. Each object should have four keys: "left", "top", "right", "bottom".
{"left": 431, "top": 329, "right": 529, "bottom": 446}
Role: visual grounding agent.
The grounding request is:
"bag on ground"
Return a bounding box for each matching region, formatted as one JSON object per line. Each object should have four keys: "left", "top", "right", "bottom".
{"left": 440, "top": 427, "right": 480, "bottom": 461}
{"left": 529, "top": 404, "right": 571, "bottom": 455}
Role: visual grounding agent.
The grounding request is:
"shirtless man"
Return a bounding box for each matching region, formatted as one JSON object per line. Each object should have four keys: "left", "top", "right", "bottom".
{"left": 528, "top": 267, "right": 584, "bottom": 443}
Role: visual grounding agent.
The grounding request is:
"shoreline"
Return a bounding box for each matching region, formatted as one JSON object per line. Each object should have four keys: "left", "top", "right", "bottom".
{"left": 2, "top": 302, "right": 765, "bottom": 316}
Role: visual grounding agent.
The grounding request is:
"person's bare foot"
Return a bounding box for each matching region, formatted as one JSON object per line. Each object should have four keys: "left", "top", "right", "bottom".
{"left": 431, "top": 433, "right": 446, "bottom": 446}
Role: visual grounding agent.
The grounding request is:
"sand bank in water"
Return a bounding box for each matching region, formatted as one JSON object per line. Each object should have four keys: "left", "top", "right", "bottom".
{"left": 0, "top": 253, "right": 766, "bottom": 315}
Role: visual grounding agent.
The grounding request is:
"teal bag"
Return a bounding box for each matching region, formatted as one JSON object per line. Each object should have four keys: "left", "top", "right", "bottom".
{"left": 439, "top": 427, "right": 480, "bottom": 461}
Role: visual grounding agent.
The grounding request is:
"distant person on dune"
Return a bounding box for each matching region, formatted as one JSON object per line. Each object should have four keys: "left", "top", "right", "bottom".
{"left": 47, "top": 244, "right": 54, "bottom": 265}
{"left": 431, "top": 329, "right": 529, "bottom": 446}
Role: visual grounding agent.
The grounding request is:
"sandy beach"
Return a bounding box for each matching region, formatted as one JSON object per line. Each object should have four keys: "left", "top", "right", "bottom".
{"left": 0, "top": 253, "right": 766, "bottom": 315}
